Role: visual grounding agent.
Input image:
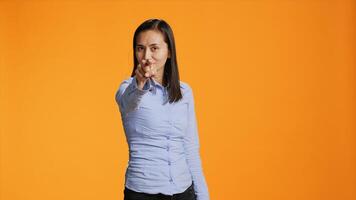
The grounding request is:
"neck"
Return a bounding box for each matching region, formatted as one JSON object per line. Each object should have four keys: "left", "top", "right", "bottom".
{"left": 153, "top": 76, "right": 163, "bottom": 86}
{"left": 153, "top": 69, "right": 164, "bottom": 86}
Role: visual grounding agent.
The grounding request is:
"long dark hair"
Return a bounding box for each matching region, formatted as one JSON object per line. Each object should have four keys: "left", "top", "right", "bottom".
{"left": 130, "top": 18, "right": 182, "bottom": 103}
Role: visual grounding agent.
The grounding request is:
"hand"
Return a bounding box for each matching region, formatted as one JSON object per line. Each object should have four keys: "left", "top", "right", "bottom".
{"left": 135, "top": 61, "right": 156, "bottom": 90}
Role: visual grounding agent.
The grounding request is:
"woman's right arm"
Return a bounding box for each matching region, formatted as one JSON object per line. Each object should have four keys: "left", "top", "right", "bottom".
{"left": 115, "top": 62, "right": 155, "bottom": 116}
{"left": 115, "top": 76, "right": 150, "bottom": 116}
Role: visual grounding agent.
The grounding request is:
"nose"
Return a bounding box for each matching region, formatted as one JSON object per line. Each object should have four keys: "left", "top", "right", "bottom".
{"left": 143, "top": 48, "right": 152, "bottom": 61}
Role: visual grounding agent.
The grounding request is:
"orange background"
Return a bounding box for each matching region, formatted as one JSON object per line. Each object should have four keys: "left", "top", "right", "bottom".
{"left": 1, "top": 0, "right": 355, "bottom": 200}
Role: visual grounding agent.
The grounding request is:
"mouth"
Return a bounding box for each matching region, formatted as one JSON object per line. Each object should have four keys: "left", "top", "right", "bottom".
{"left": 144, "top": 62, "right": 154, "bottom": 66}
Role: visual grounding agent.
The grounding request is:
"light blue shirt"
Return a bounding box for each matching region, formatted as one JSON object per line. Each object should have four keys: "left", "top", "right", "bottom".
{"left": 115, "top": 76, "right": 210, "bottom": 200}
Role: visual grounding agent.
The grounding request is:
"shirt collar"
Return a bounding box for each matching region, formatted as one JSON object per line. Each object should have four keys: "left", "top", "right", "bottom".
{"left": 149, "top": 78, "right": 169, "bottom": 95}
{"left": 147, "top": 78, "right": 170, "bottom": 105}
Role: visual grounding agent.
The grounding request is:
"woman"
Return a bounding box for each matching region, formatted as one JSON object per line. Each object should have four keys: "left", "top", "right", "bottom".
{"left": 115, "top": 19, "right": 209, "bottom": 200}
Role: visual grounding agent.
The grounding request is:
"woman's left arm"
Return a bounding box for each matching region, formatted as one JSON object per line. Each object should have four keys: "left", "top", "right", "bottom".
{"left": 183, "top": 85, "right": 210, "bottom": 200}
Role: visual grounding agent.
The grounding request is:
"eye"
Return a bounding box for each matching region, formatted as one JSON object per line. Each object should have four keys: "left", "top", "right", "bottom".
{"left": 136, "top": 46, "right": 144, "bottom": 51}
{"left": 151, "top": 47, "right": 158, "bottom": 51}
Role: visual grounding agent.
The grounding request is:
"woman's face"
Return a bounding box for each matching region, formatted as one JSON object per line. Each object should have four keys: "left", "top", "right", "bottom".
{"left": 135, "top": 30, "right": 171, "bottom": 77}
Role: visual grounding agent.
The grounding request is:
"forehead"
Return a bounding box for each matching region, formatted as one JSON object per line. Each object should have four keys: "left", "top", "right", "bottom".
{"left": 136, "top": 30, "right": 166, "bottom": 46}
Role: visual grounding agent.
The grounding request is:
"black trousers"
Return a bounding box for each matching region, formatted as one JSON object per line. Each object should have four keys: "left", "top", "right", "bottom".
{"left": 124, "top": 182, "right": 197, "bottom": 200}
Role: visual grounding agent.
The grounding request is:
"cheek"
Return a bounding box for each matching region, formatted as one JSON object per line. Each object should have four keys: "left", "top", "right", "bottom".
{"left": 153, "top": 51, "right": 169, "bottom": 62}
{"left": 135, "top": 52, "right": 142, "bottom": 59}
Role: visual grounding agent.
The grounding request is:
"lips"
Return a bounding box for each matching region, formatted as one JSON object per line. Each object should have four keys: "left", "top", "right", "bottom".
{"left": 144, "top": 62, "right": 154, "bottom": 66}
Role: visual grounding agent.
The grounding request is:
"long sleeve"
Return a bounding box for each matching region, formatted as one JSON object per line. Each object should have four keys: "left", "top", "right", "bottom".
{"left": 115, "top": 76, "right": 151, "bottom": 116}
{"left": 183, "top": 85, "right": 210, "bottom": 200}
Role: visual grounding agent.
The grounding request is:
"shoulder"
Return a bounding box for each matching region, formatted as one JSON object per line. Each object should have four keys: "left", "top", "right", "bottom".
{"left": 115, "top": 77, "right": 135, "bottom": 100}
{"left": 121, "top": 76, "right": 135, "bottom": 85}
{"left": 118, "top": 76, "right": 135, "bottom": 90}
{"left": 179, "top": 80, "right": 191, "bottom": 91}
{"left": 179, "top": 80, "right": 194, "bottom": 98}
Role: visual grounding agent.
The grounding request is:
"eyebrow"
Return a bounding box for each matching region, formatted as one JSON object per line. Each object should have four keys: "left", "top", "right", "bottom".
{"left": 136, "top": 43, "right": 160, "bottom": 47}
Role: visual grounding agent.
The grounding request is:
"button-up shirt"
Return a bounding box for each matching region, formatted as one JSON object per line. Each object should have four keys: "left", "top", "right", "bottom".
{"left": 115, "top": 76, "right": 210, "bottom": 200}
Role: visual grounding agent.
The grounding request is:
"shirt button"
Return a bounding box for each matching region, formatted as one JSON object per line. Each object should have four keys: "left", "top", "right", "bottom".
{"left": 168, "top": 161, "right": 171, "bottom": 165}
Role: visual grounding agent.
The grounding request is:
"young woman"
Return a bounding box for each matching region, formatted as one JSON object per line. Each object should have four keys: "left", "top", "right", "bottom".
{"left": 115, "top": 18, "right": 209, "bottom": 200}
